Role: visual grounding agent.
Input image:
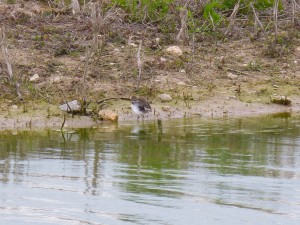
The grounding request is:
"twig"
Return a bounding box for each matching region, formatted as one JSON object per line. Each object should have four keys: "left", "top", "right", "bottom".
{"left": 61, "top": 114, "right": 66, "bottom": 130}
{"left": 97, "top": 97, "right": 130, "bottom": 104}
{"left": 71, "top": 0, "right": 80, "bottom": 16}
{"left": 225, "top": 0, "right": 240, "bottom": 36}
{"left": 0, "top": 27, "right": 23, "bottom": 99}
{"left": 136, "top": 41, "right": 143, "bottom": 90}
{"left": 0, "top": 27, "right": 13, "bottom": 82}
{"left": 176, "top": 7, "right": 189, "bottom": 42}
{"left": 60, "top": 89, "right": 73, "bottom": 114}
{"left": 250, "top": 3, "right": 265, "bottom": 34}
{"left": 273, "top": 0, "right": 279, "bottom": 43}
{"left": 226, "top": 67, "right": 251, "bottom": 76}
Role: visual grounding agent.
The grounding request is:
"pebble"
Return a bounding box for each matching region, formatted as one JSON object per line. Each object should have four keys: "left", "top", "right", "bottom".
{"left": 166, "top": 46, "right": 183, "bottom": 56}
{"left": 158, "top": 94, "right": 172, "bottom": 102}
{"left": 29, "top": 74, "right": 39, "bottom": 82}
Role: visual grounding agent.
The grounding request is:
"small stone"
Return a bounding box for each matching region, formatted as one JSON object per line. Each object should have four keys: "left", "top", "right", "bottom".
{"left": 166, "top": 46, "right": 183, "bottom": 56}
{"left": 162, "top": 106, "right": 171, "bottom": 112}
{"left": 227, "top": 72, "right": 238, "bottom": 79}
{"left": 158, "top": 94, "right": 172, "bottom": 102}
{"left": 177, "top": 81, "right": 186, "bottom": 86}
{"left": 160, "top": 57, "right": 167, "bottom": 62}
{"left": 129, "top": 43, "right": 137, "bottom": 47}
{"left": 53, "top": 76, "right": 61, "bottom": 83}
{"left": 180, "top": 69, "right": 186, "bottom": 73}
{"left": 29, "top": 74, "right": 39, "bottom": 82}
{"left": 98, "top": 110, "right": 118, "bottom": 121}
{"left": 59, "top": 100, "right": 80, "bottom": 112}
{"left": 294, "top": 60, "right": 298, "bottom": 64}
{"left": 11, "top": 105, "right": 18, "bottom": 110}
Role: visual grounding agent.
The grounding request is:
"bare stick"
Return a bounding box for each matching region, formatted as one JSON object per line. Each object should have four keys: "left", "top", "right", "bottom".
{"left": 71, "top": 0, "right": 80, "bottom": 16}
{"left": 97, "top": 97, "right": 130, "bottom": 104}
{"left": 225, "top": 0, "right": 240, "bottom": 36}
{"left": 136, "top": 41, "right": 143, "bottom": 90}
{"left": 273, "top": 0, "right": 279, "bottom": 44}
{"left": 80, "top": 46, "right": 91, "bottom": 114}
{"left": 292, "top": 0, "right": 296, "bottom": 24}
{"left": 176, "top": 8, "right": 189, "bottom": 42}
{"left": 0, "top": 27, "right": 13, "bottom": 82}
{"left": 250, "top": 2, "right": 265, "bottom": 34}
{"left": 61, "top": 114, "right": 66, "bottom": 130}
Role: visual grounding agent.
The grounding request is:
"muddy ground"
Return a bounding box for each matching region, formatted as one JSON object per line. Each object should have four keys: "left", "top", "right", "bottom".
{"left": 0, "top": 1, "right": 299, "bottom": 130}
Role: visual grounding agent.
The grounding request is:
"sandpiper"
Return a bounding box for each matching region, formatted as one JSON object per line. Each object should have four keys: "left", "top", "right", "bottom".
{"left": 131, "top": 96, "right": 152, "bottom": 119}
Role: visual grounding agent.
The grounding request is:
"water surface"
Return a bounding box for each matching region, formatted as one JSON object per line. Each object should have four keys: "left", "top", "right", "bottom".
{"left": 1, "top": 113, "right": 300, "bottom": 225}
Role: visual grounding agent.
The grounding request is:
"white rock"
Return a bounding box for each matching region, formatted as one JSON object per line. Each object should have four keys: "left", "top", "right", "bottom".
{"left": 180, "top": 69, "right": 186, "bottom": 73}
{"left": 166, "top": 46, "right": 183, "bottom": 56}
{"left": 177, "top": 81, "right": 186, "bottom": 86}
{"left": 53, "top": 76, "right": 61, "bottom": 83}
{"left": 158, "top": 94, "right": 172, "bottom": 102}
{"left": 227, "top": 72, "right": 238, "bottom": 79}
{"left": 129, "top": 43, "right": 137, "bottom": 47}
{"left": 29, "top": 74, "right": 39, "bottom": 82}
{"left": 160, "top": 57, "right": 167, "bottom": 62}
{"left": 59, "top": 100, "right": 80, "bottom": 112}
{"left": 11, "top": 105, "right": 18, "bottom": 110}
{"left": 162, "top": 106, "right": 171, "bottom": 112}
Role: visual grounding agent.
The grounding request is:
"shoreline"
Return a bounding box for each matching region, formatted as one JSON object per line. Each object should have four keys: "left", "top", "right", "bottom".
{"left": 1, "top": 95, "right": 299, "bottom": 131}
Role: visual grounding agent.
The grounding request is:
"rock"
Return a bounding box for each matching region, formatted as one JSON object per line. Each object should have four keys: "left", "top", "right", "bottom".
{"left": 11, "top": 105, "right": 18, "bottom": 110}
{"left": 158, "top": 94, "right": 172, "bottom": 102}
{"left": 179, "top": 69, "right": 186, "bottom": 73}
{"left": 160, "top": 57, "right": 167, "bottom": 62}
{"left": 52, "top": 76, "right": 61, "bottom": 83}
{"left": 166, "top": 46, "right": 183, "bottom": 56}
{"left": 29, "top": 74, "right": 39, "bottom": 82}
{"left": 271, "top": 96, "right": 291, "bottom": 106}
{"left": 177, "top": 81, "right": 186, "bottom": 86}
{"left": 227, "top": 72, "right": 238, "bottom": 79}
{"left": 59, "top": 100, "right": 81, "bottom": 112}
{"left": 98, "top": 110, "right": 118, "bottom": 121}
{"left": 162, "top": 106, "right": 171, "bottom": 112}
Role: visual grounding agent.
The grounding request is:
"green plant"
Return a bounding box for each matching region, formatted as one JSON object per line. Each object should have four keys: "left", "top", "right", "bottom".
{"left": 112, "top": 0, "right": 173, "bottom": 22}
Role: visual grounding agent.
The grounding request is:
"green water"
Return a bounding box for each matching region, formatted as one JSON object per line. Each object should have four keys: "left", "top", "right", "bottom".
{"left": 1, "top": 114, "right": 300, "bottom": 225}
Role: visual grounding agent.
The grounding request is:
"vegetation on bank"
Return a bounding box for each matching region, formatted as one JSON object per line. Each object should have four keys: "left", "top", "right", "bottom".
{"left": 0, "top": 0, "right": 299, "bottom": 118}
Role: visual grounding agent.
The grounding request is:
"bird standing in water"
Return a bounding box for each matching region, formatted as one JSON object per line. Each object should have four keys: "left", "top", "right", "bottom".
{"left": 130, "top": 96, "right": 152, "bottom": 119}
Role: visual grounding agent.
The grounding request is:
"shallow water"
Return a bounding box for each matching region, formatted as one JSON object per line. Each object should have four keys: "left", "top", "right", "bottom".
{"left": 1, "top": 113, "right": 300, "bottom": 225}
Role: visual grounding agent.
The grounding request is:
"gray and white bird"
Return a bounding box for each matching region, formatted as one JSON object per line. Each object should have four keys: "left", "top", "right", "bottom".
{"left": 130, "top": 96, "right": 152, "bottom": 119}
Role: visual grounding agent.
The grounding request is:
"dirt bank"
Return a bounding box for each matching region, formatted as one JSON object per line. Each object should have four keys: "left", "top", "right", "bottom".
{"left": 0, "top": 1, "right": 300, "bottom": 130}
